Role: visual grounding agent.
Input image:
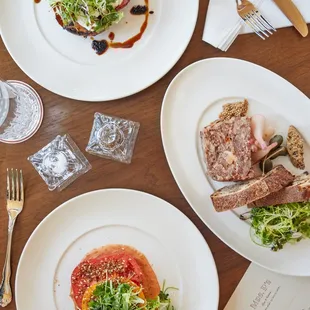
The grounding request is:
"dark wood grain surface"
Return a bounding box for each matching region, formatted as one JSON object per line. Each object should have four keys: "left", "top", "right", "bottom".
{"left": 0, "top": 1, "right": 310, "bottom": 309}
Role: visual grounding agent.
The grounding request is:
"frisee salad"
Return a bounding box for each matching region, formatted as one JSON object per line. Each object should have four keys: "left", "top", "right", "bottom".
{"left": 49, "top": 0, "right": 124, "bottom": 33}
{"left": 247, "top": 202, "right": 310, "bottom": 251}
{"left": 88, "top": 280, "right": 177, "bottom": 310}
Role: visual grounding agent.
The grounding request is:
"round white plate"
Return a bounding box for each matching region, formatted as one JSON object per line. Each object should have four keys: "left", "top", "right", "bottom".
{"left": 161, "top": 58, "right": 310, "bottom": 276}
{"left": 15, "top": 189, "right": 219, "bottom": 309}
{"left": 0, "top": 0, "right": 198, "bottom": 101}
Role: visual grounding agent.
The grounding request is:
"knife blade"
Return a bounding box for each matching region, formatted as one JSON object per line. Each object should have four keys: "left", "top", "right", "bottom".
{"left": 273, "top": 0, "right": 308, "bottom": 37}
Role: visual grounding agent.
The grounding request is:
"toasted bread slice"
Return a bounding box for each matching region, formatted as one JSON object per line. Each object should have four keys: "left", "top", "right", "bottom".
{"left": 211, "top": 165, "right": 294, "bottom": 212}
{"left": 248, "top": 172, "right": 310, "bottom": 207}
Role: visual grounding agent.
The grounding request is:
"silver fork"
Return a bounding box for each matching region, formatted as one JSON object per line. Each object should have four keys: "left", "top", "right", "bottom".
{"left": 236, "top": 0, "right": 276, "bottom": 40}
{"left": 0, "top": 169, "right": 24, "bottom": 307}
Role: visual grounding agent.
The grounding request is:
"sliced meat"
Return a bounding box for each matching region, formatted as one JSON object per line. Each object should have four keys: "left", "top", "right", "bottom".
{"left": 201, "top": 117, "right": 254, "bottom": 182}
{"left": 211, "top": 165, "right": 294, "bottom": 212}
{"left": 248, "top": 172, "right": 310, "bottom": 207}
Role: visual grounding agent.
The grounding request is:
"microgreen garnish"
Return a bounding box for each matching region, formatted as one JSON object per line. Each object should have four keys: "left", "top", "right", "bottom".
{"left": 50, "top": 0, "right": 124, "bottom": 33}
{"left": 149, "top": 280, "right": 178, "bottom": 310}
{"left": 87, "top": 279, "right": 177, "bottom": 310}
{"left": 249, "top": 202, "right": 310, "bottom": 251}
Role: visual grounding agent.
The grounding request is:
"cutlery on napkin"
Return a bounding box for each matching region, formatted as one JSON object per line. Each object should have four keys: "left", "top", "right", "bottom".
{"left": 203, "top": 0, "right": 310, "bottom": 51}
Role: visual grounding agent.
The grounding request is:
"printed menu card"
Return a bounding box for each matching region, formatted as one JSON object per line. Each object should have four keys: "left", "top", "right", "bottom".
{"left": 224, "top": 263, "right": 310, "bottom": 310}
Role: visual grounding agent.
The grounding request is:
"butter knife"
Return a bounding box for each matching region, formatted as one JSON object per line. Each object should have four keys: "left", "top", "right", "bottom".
{"left": 273, "top": 0, "right": 308, "bottom": 37}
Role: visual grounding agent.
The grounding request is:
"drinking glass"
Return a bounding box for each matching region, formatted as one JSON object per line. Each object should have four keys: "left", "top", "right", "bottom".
{"left": 0, "top": 80, "right": 43, "bottom": 144}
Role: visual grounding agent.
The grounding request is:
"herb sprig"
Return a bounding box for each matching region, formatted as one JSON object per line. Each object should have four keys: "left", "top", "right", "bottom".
{"left": 147, "top": 280, "right": 178, "bottom": 310}
{"left": 249, "top": 202, "right": 310, "bottom": 251}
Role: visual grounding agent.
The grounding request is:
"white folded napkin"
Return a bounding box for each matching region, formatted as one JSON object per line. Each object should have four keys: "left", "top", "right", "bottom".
{"left": 203, "top": 0, "right": 310, "bottom": 51}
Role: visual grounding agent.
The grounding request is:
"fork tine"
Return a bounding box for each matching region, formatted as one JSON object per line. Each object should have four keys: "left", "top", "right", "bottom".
{"left": 247, "top": 13, "right": 269, "bottom": 37}
{"left": 11, "top": 168, "right": 15, "bottom": 201}
{"left": 16, "top": 169, "right": 20, "bottom": 201}
{"left": 251, "top": 12, "right": 272, "bottom": 35}
{"left": 6, "top": 168, "right": 10, "bottom": 200}
{"left": 244, "top": 16, "right": 265, "bottom": 40}
{"left": 20, "top": 170, "right": 24, "bottom": 202}
{"left": 237, "top": 0, "right": 276, "bottom": 40}
{"left": 245, "top": 14, "right": 263, "bottom": 34}
{"left": 257, "top": 11, "right": 277, "bottom": 32}
{"left": 253, "top": 11, "right": 274, "bottom": 34}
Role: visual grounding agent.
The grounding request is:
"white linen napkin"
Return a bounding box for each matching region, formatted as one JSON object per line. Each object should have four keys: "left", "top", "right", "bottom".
{"left": 203, "top": 0, "right": 310, "bottom": 51}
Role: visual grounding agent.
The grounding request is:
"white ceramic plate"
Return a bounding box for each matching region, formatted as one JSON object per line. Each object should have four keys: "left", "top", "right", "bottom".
{"left": 15, "top": 189, "right": 219, "bottom": 309}
{"left": 161, "top": 58, "right": 310, "bottom": 276}
{"left": 0, "top": 0, "right": 198, "bottom": 101}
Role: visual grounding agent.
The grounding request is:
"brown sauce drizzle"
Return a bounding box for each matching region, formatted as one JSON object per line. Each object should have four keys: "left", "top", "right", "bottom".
{"left": 108, "top": 32, "right": 115, "bottom": 41}
{"left": 107, "top": 0, "right": 149, "bottom": 51}
{"left": 55, "top": 14, "right": 64, "bottom": 27}
{"left": 110, "top": 10, "right": 148, "bottom": 49}
{"left": 52, "top": 7, "right": 64, "bottom": 27}
{"left": 92, "top": 0, "right": 150, "bottom": 55}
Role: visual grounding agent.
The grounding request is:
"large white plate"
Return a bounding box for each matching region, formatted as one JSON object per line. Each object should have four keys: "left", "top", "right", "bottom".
{"left": 0, "top": 0, "right": 198, "bottom": 101}
{"left": 161, "top": 58, "right": 310, "bottom": 276}
{"left": 15, "top": 189, "right": 219, "bottom": 309}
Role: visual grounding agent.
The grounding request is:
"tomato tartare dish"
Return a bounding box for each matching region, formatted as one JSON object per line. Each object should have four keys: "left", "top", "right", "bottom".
{"left": 71, "top": 244, "right": 176, "bottom": 310}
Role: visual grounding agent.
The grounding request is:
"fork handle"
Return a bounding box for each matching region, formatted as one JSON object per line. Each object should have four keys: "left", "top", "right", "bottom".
{"left": 0, "top": 216, "right": 16, "bottom": 307}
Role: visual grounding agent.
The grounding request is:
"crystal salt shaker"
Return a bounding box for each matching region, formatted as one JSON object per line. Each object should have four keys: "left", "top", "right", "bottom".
{"left": 28, "top": 134, "right": 91, "bottom": 191}
{"left": 86, "top": 113, "right": 140, "bottom": 164}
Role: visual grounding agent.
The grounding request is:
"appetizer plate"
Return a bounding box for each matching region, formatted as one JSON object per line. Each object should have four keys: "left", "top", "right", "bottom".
{"left": 15, "top": 189, "right": 219, "bottom": 309}
{"left": 161, "top": 58, "right": 310, "bottom": 276}
{"left": 0, "top": 0, "right": 198, "bottom": 101}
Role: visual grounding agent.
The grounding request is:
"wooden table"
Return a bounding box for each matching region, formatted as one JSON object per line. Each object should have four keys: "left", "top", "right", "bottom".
{"left": 0, "top": 1, "right": 310, "bottom": 309}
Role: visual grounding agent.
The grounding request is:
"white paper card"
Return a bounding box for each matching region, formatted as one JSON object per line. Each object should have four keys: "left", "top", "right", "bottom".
{"left": 224, "top": 264, "right": 310, "bottom": 310}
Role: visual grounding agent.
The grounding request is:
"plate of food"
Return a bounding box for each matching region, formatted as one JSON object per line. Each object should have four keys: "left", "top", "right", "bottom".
{"left": 161, "top": 57, "right": 310, "bottom": 276}
{"left": 0, "top": 0, "right": 198, "bottom": 101}
{"left": 15, "top": 189, "right": 219, "bottom": 309}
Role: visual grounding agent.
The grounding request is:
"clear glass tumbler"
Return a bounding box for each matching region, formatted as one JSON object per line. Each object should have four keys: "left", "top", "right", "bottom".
{"left": 0, "top": 80, "right": 43, "bottom": 144}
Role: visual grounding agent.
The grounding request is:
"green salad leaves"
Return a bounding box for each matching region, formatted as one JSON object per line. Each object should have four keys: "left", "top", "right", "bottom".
{"left": 50, "top": 0, "right": 124, "bottom": 33}
{"left": 88, "top": 280, "right": 177, "bottom": 310}
{"left": 249, "top": 202, "right": 310, "bottom": 251}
